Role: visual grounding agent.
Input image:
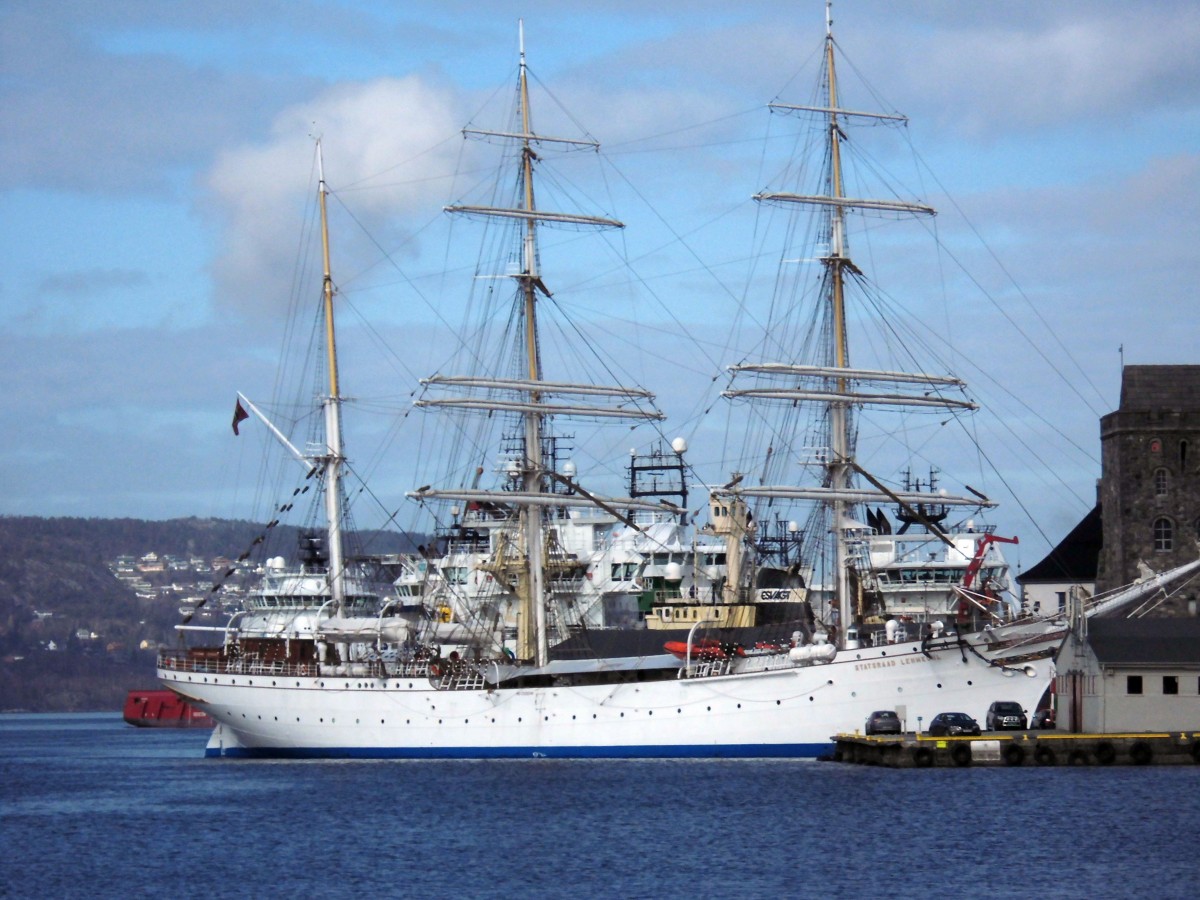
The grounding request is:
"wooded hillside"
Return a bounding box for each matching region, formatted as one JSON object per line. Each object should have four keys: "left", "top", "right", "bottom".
{"left": 0, "top": 516, "right": 418, "bottom": 712}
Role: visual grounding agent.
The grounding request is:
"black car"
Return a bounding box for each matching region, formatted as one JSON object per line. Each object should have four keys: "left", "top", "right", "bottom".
{"left": 1031, "top": 708, "right": 1056, "bottom": 730}
{"left": 986, "top": 700, "right": 1028, "bottom": 731}
{"left": 927, "top": 712, "right": 981, "bottom": 736}
{"left": 865, "top": 710, "right": 902, "bottom": 735}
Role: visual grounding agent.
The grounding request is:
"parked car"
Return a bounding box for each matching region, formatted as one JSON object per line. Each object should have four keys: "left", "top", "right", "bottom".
{"left": 927, "top": 712, "right": 981, "bottom": 736}
{"left": 1031, "top": 708, "right": 1056, "bottom": 730}
{"left": 865, "top": 710, "right": 902, "bottom": 735}
{"left": 986, "top": 700, "right": 1028, "bottom": 731}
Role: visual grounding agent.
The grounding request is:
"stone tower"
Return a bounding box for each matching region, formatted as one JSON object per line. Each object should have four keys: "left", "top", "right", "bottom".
{"left": 1097, "top": 365, "right": 1200, "bottom": 615}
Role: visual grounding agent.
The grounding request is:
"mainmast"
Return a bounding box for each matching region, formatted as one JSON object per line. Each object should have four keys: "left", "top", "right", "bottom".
{"left": 516, "top": 21, "right": 549, "bottom": 667}
{"left": 414, "top": 22, "right": 667, "bottom": 668}
{"left": 316, "top": 140, "right": 347, "bottom": 615}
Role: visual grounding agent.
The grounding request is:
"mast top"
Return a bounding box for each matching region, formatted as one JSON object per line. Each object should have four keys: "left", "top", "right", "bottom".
{"left": 826, "top": 0, "right": 833, "bottom": 37}
{"left": 519, "top": 19, "right": 526, "bottom": 68}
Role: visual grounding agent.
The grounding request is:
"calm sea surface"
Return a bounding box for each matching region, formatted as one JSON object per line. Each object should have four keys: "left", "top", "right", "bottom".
{"left": 1, "top": 713, "right": 1196, "bottom": 899}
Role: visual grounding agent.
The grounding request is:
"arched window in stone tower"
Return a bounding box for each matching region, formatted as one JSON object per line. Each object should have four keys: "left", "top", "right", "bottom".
{"left": 1181, "top": 439, "right": 1189, "bottom": 469}
{"left": 1153, "top": 516, "right": 1174, "bottom": 552}
{"left": 1154, "top": 468, "right": 1170, "bottom": 497}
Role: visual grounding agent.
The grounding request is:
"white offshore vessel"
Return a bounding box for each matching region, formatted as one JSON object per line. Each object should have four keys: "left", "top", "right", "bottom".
{"left": 160, "top": 13, "right": 1199, "bottom": 759}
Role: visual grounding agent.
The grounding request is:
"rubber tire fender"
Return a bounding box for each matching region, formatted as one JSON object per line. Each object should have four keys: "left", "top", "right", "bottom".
{"left": 1095, "top": 742, "right": 1117, "bottom": 765}
{"left": 1034, "top": 745, "right": 1056, "bottom": 766}
{"left": 1002, "top": 742, "right": 1026, "bottom": 767}
{"left": 1130, "top": 741, "right": 1153, "bottom": 766}
{"left": 950, "top": 743, "right": 972, "bottom": 767}
{"left": 912, "top": 746, "right": 934, "bottom": 768}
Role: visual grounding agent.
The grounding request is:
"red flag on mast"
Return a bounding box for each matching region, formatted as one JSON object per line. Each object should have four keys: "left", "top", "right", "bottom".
{"left": 232, "top": 399, "right": 249, "bottom": 435}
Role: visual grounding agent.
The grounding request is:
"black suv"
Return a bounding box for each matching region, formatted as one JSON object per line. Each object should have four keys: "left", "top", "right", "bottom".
{"left": 865, "top": 710, "right": 902, "bottom": 735}
{"left": 986, "top": 701, "right": 1027, "bottom": 731}
{"left": 927, "top": 712, "right": 981, "bottom": 736}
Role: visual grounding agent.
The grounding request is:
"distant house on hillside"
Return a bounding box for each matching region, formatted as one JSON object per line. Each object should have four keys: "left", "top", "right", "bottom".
{"left": 1056, "top": 617, "right": 1200, "bottom": 733}
{"left": 137, "top": 552, "right": 165, "bottom": 573}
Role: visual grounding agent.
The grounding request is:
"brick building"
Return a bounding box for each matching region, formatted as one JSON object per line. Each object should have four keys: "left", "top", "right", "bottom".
{"left": 1096, "top": 365, "right": 1200, "bottom": 615}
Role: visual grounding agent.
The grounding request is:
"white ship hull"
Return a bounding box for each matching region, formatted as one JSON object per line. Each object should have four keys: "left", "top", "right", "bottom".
{"left": 160, "top": 630, "right": 1054, "bottom": 759}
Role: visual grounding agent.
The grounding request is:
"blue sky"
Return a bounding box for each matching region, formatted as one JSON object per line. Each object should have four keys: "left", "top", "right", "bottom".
{"left": 3, "top": 0, "right": 1199, "bottom": 566}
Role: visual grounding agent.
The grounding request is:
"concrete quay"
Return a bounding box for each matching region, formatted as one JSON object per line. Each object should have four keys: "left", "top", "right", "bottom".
{"left": 831, "top": 731, "right": 1200, "bottom": 768}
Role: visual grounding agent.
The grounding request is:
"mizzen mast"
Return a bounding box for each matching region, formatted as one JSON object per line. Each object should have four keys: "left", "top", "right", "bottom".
{"left": 316, "top": 140, "right": 347, "bottom": 615}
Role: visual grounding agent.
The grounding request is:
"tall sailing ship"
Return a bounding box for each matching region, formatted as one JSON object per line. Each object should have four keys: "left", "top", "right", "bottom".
{"left": 159, "top": 14, "right": 1199, "bottom": 758}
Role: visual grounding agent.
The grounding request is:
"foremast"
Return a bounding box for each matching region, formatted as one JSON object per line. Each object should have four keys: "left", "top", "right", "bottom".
{"left": 412, "top": 23, "right": 672, "bottom": 666}
{"left": 823, "top": 6, "right": 853, "bottom": 634}
{"left": 713, "top": 3, "right": 989, "bottom": 648}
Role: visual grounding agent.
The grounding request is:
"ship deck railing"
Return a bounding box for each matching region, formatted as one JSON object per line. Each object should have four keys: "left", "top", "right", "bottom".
{"left": 159, "top": 651, "right": 320, "bottom": 677}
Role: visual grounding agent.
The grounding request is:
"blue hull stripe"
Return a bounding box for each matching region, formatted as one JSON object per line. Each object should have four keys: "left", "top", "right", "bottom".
{"left": 206, "top": 742, "right": 831, "bottom": 760}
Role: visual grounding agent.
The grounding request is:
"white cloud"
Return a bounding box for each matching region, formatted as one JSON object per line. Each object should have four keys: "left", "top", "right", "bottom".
{"left": 205, "top": 75, "right": 464, "bottom": 318}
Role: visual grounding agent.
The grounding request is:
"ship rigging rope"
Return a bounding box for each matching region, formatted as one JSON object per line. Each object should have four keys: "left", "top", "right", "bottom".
{"left": 177, "top": 478, "right": 315, "bottom": 631}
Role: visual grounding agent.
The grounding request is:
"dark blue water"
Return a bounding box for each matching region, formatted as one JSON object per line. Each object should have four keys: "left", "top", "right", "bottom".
{"left": 2, "top": 714, "right": 1196, "bottom": 899}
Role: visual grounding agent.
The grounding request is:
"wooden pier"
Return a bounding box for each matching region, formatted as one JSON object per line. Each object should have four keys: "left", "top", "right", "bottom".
{"left": 831, "top": 731, "right": 1200, "bottom": 768}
